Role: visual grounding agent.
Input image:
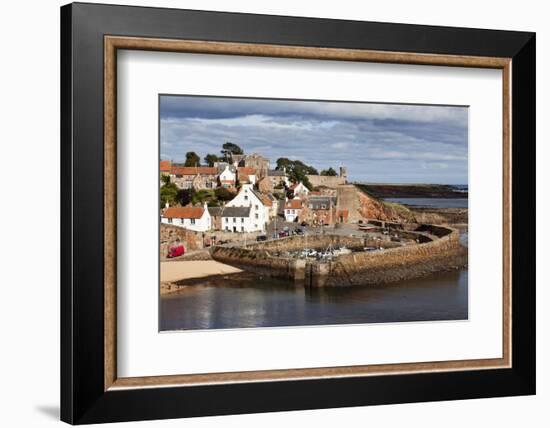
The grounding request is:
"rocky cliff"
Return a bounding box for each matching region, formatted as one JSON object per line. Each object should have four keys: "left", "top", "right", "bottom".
{"left": 337, "top": 184, "right": 415, "bottom": 223}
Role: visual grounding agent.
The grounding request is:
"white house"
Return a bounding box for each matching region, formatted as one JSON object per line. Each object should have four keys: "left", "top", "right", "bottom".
{"left": 221, "top": 206, "right": 256, "bottom": 232}
{"left": 284, "top": 198, "right": 303, "bottom": 222}
{"left": 290, "top": 181, "right": 309, "bottom": 197}
{"left": 161, "top": 203, "right": 211, "bottom": 232}
{"left": 218, "top": 164, "right": 236, "bottom": 188}
{"left": 225, "top": 183, "right": 268, "bottom": 231}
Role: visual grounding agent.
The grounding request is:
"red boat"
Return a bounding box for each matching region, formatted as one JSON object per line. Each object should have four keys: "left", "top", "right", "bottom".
{"left": 167, "top": 244, "right": 185, "bottom": 258}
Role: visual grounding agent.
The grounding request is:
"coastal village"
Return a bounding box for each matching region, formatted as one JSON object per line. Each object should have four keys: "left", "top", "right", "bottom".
{"left": 157, "top": 100, "right": 469, "bottom": 331}
{"left": 159, "top": 142, "right": 468, "bottom": 296}
{"left": 160, "top": 143, "right": 357, "bottom": 238}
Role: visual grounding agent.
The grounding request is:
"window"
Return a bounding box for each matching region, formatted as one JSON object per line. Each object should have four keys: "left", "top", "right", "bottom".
{"left": 255, "top": 213, "right": 258, "bottom": 219}
{"left": 233, "top": 218, "right": 236, "bottom": 223}
{"left": 241, "top": 217, "right": 245, "bottom": 223}
{"left": 255, "top": 204, "right": 259, "bottom": 210}
{"left": 244, "top": 195, "right": 248, "bottom": 201}
{"left": 241, "top": 226, "right": 245, "bottom": 232}
{"left": 190, "top": 218, "right": 195, "bottom": 225}
{"left": 225, "top": 218, "right": 228, "bottom": 223}
{"left": 168, "top": 218, "right": 172, "bottom": 224}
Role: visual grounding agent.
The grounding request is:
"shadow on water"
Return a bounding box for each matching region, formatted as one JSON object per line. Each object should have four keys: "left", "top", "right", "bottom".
{"left": 160, "top": 268, "right": 468, "bottom": 331}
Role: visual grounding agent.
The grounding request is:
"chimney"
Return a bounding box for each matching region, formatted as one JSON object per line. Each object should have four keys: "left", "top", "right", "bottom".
{"left": 165, "top": 201, "right": 169, "bottom": 209}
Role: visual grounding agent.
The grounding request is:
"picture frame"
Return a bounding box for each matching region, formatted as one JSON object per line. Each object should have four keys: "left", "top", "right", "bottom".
{"left": 60, "top": 2, "right": 535, "bottom": 424}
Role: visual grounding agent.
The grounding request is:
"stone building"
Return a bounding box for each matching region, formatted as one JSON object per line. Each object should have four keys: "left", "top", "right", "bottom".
{"left": 306, "top": 166, "right": 348, "bottom": 189}
{"left": 207, "top": 206, "right": 223, "bottom": 231}
{"left": 241, "top": 153, "right": 270, "bottom": 178}
{"left": 267, "top": 169, "right": 289, "bottom": 188}
{"left": 303, "top": 196, "right": 337, "bottom": 226}
{"left": 170, "top": 166, "right": 218, "bottom": 190}
{"left": 257, "top": 176, "right": 274, "bottom": 194}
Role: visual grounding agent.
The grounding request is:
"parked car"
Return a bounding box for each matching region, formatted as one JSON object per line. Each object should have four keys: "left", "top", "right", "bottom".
{"left": 256, "top": 234, "right": 268, "bottom": 242}
{"left": 300, "top": 221, "right": 309, "bottom": 227}
{"left": 278, "top": 230, "right": 289, "bottom": 238}
{"left": 167, "top": 244, "right": 185, "bottom": 258}
{"left": 294, "top": 228, "right": 304, "bottom": 235}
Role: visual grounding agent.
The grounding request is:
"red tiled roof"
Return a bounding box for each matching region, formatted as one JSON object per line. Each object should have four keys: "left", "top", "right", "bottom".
{"left": 285, "top": 199, "right": 303, "bottom": 209}
{"left": 238, "top": 172, "right": 251, "bottom": 183}
{"left": 237, "top": 167, "right": 256, "bottom": 175}
{"left": 261, "top": 196, "right": 273, "bottom": 207}
{"left": 171, "top": 166, "right": 217, "bottom": 176}
{"left": 160, "top": 160, "right": 172, "bottom": 172}
{"left": 163, "top": 206, "right": 204, "bottom": 219}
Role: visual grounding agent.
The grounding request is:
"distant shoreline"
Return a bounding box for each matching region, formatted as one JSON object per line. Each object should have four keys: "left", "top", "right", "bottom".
{"left": 354, "top": 183, "right": 468, "bottom": 199}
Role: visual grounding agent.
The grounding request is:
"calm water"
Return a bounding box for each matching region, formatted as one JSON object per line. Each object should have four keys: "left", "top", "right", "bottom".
{"left": 160, "top": 269, "right": 468, "bottom": 331}
{"left": 385, "top": 198, "right": 468, "bottom": 208}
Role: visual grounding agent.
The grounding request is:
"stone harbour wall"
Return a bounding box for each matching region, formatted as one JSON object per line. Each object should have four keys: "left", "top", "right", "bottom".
{"left": 210, "top": 246, "right": 306, "bottom": 281}
{"left": 211, "top": 225, "right": 467, "bottom": 287}
{"left": 160, "top": 223, "right": 203, "bottom": 260}
{"left": 323, "top": 229, "right": 466, "bottom": 286}
{"left": 246, "top": 234, "right": 384, "bottom": 252}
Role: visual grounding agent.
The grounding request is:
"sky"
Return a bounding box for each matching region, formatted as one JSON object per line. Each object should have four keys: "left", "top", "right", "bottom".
{"left": 160, "top": 95, "right": 468, "bottom": 184}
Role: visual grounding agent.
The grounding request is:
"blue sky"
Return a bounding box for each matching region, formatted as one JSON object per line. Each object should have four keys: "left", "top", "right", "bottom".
{"left": 160, "top": 95, "right": 468, "bottom": 184}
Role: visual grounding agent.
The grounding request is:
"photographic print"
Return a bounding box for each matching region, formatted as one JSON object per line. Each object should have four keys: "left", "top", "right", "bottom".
{"left": 159, "top": 95, "right": 468, "bottom": 331}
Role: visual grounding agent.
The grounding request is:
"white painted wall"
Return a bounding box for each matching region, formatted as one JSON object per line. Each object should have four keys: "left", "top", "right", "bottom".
{"left": 221, "top": 214, "right": 263, "bottom": 232}
{"left": 292, "top": 182, "right": 309, "bottom": 197}
{"left": 219, "top": 165, "right": 236, "bottom": 183}
{"left": 226, "top": 184, "right": 268, "bottom": 231}
{"left": 160, "top": 209, "right": 211, "bottom": 232}
{"left": 284, "top": 208, "right": 301, "bottom": 222}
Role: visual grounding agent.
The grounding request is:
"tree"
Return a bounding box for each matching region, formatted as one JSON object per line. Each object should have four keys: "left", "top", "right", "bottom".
{"left": 191, "top": 189, "right": 215, "bottom": 205}
{"left": 320, "top": 167, "right": 338, "bottom": 176}
{"left": 184, "top": 151, "right": 201, "bottom": 167}
{"left": 221, "top": 142, "right": 243, "bottom": 161}
{"left": 275, "top": 157, "right": 317, "bottom": 190}
{"left": 204, "top": 153, "right": 220, "bottom": 167}
{"left": 214, "top": 187, "right": 234, "bottom": 202}
{"left": 160, "top": 182, "right": 179, "bottom": 207}
{"left": 160, "top": 174, "right": 171, "bottom": 185}
{"left": 177, "top": 188, "right": 194, "bottom": 206}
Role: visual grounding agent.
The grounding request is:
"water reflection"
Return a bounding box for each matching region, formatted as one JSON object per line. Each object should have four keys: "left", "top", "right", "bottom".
{"left": 160, "top": 269, "right": 468, "bottom": 331}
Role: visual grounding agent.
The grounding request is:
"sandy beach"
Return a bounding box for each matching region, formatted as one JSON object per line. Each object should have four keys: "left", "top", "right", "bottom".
{"left": 161, "top": 260, "right": 243, "bottom": 294}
